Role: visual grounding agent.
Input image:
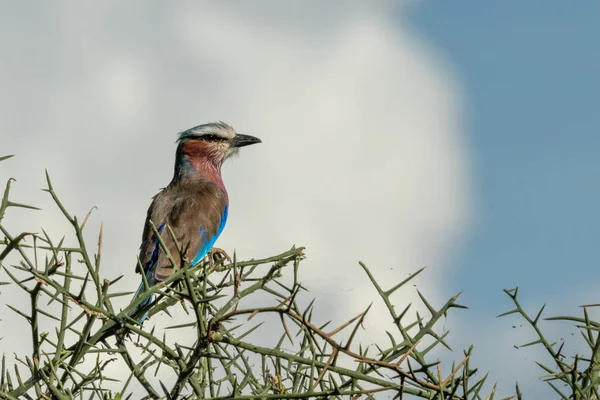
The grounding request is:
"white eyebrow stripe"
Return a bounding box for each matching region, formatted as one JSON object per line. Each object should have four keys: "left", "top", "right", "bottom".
{"left": 178, "top": 121, "right": 236, "bottom": 141}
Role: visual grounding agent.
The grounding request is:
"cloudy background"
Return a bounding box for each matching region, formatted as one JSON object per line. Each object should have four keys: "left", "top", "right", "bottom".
{"left": 1, "top": 1, "right": 598, "bottom": 398}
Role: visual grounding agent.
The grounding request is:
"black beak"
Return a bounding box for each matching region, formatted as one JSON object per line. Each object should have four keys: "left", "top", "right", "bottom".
{"left": 231, "top": 134, "right": 262, "bottom": 148}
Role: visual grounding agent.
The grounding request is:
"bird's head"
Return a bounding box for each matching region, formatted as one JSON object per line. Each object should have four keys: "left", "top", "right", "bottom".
{"left": 175, "top": 122, "right": 261, "bottom": 175}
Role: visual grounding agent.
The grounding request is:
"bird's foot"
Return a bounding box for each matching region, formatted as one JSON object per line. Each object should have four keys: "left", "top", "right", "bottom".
{"left": 209, "top": 247, "right": 232, "bottom": 266}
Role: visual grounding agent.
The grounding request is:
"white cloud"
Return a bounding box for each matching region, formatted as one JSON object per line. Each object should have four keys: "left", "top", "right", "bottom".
{"left": 0, "top": 1, "right": 469, "bottom": 396}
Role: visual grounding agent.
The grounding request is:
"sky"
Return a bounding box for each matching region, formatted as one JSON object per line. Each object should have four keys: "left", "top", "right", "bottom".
{"left": 0, "top": 1, "right": 598, "bottom": 398}
{"left": 410, "top": 2, "right": 600, "bottom": 398}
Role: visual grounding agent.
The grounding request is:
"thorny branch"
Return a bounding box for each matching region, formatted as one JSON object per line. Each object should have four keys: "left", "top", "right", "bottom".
{"left": 1, "top": 156, "right": 597, "bottom": 399}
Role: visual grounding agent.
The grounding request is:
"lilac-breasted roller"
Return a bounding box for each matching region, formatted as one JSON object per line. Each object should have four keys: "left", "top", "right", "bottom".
{"left": 129, "top": 122, "right": 261, "bottom": 322}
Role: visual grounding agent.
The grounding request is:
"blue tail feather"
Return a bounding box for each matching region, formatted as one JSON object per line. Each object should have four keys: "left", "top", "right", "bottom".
{"left": 129, "top": 269, "right": 154, "bottom": 323}
{"left": 130, "top": 223, "right": 166, "bottom": 323}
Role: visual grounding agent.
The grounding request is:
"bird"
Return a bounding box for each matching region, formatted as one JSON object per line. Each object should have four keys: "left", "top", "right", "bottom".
{"left": 128, "top": 122, "right": 261, "bottom": 323}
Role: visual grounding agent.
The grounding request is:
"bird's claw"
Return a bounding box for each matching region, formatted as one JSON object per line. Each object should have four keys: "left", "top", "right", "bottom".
{"left": 209, "top": 247, "right": 232, "bottom": 266}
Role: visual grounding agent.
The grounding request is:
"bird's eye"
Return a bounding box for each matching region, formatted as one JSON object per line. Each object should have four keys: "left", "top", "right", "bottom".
{"left": 203, "top": 134, "right": 221, "bottom": 141}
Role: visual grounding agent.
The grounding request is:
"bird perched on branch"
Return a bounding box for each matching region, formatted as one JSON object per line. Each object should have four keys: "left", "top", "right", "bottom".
{"left": 129, "top": 122, "right": 261, "bottom": 323}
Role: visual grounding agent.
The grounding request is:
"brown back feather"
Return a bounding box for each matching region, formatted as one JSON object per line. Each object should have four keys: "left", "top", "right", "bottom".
{"left": 137, "top": 179, "right": 227, "bottom": 285}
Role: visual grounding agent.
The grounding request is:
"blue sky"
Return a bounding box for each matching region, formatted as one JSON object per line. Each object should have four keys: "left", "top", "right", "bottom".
{"left": 409, "top": 1, "right": 600, "bottom": 395}
{"left": 412, "top": 1, "right": 600, "bottom": 306}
